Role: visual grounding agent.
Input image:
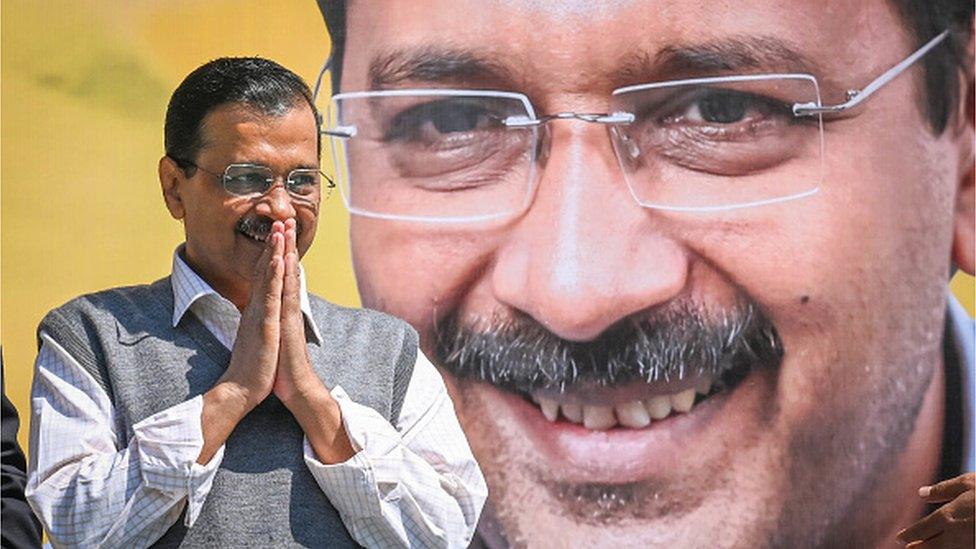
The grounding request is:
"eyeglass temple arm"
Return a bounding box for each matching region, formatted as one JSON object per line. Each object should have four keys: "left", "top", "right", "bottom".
{"left": 313, "top": 54, "right": 359, "bottom": 137}
{"left": 793, "top": 30, "right": 949, "bottom": 117}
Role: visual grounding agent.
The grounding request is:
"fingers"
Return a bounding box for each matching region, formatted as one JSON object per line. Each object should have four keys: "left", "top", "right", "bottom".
{"left": 920, "top": 473, "right": 976, "bottom": 503}
{"left": 283, "top": 217, "right": 297, "bottom": 257}
{"left": 263, "top": 231, "right": 285, "bottom": 337}
{"left": 248, "top": 221, "right": 285, "bottom": 304}
{"left": 280, "top": 219, "right": 303, "bottom": 340}
{"left": 249, "top": 229, "right": 274, "bottom": 288}
{"left": 222, "top": 221, "right": 286, "bottom": 405}
{"left": 898, "top": 506, "right": 950, "bottom": 544}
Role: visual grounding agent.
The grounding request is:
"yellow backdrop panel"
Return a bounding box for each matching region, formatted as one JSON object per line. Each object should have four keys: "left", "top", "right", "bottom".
{"left": 2, "top": 0, "right": 974, "bottom": 456}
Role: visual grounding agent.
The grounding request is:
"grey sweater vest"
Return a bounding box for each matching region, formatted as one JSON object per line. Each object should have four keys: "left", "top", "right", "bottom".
{"left": 37, "top": 278, "right": 418, "bottom": 548}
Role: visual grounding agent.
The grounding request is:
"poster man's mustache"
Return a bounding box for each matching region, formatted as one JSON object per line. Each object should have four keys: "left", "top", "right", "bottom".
{"left": 433, "top": 299, "right": 784, "bottom": 393}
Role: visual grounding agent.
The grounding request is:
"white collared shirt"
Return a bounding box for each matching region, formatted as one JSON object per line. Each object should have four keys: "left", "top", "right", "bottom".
{"left": 26, "top": 249, "right": 487, "bottom": 549}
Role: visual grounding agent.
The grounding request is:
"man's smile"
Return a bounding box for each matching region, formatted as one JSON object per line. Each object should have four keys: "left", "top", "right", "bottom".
{"left": 236, "top": 216, "right": 272, "bottom": 243}
{"left": 458, "top": 366, "right": 773, "bottom": 488}
{"left": 433, "top": 296, "right": 782, "bottom": 483}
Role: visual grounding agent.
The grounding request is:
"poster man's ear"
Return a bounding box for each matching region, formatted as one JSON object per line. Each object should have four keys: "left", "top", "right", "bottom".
{"left": 951, "top": 26, "right": 975, "bottom": 275}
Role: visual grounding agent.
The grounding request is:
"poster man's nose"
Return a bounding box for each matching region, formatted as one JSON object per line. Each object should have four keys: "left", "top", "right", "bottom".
{"left": 492, "top": 124, "right": 689, "bottom": 341}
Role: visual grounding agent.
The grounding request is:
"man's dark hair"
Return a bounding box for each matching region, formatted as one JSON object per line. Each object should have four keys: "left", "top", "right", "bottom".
{"left": 164, "top": 57, "right": 318, "bottom": 172}
{"left": 316, "top": 0, "right": 973, "bottom": 134}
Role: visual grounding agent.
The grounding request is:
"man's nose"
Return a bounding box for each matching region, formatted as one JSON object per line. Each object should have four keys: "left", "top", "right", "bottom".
{"left": 492, "top": 123, "right": 689, "bottom": 341}
{"left": 256, "top": 183, "right": 297, "bottom": 221}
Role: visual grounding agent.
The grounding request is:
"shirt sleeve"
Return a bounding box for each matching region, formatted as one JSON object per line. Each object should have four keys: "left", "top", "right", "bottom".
{"left": 26, "top": 333, "right": 224, "bottom": 549}
{"left": 303, "top": 351, "right": 488, "bottom": 548}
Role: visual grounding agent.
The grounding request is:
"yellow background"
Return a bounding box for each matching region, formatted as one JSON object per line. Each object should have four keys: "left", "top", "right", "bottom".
{"left": 2, "top": 0, "right": 973, "bottom": 455}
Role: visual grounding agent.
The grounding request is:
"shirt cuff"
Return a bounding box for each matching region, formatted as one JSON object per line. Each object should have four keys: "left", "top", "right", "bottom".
{"left": 131, "top": 395, "right": 225, "bottom": 526}
{"left": 302, "top": 385, "right": 404, "bottom": 519}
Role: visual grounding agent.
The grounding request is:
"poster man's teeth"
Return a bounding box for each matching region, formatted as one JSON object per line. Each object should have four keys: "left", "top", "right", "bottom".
{"left": 583, "top": 405, "right": 615, "bottom": 430}
{"left": 533, "top": 384, "right": 712, "bottom": 431}
{"left": 540, "top": 399, "right": 559, "bottom": 422}
{"left": 645, "top": 395, "right": 672, "bottom": 419}
{"left": 616, "top": 400, "right": 650, "bottom": 428}
{"left": 561, "top": 402, "right": 583, "bottom": 423}
{"left": 671, "top": 389, "right": 695, "bottom": 412}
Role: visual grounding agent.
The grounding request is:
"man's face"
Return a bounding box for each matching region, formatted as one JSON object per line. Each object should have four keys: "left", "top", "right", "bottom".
{"left": 342, "top": 1, "right": 972, "bottom": 546}
{"left": 167, "top": 102, "right": 320, "bottom": 303}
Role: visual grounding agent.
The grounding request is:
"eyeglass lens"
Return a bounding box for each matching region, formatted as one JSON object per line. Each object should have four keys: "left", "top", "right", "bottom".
{"left": 326, "top": 76, "right": 824, "bottom": 220}
{"left": 222, "top": 164, "right": 321, "bottom": 199}
{"left": 611, "top": 76, "right": 823, "bottom": 210}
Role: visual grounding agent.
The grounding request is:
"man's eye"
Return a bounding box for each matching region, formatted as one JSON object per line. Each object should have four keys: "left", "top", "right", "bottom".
{"left": 692, "top": 91, "right": 749, "bottom": 123}
{"left": 289, "top": 173, "right": 319, "bottom": 188}
{"left": 385, "top": 100, "right": 500, "bottom": 142}
{"left": 225, "top": 172, "right": 270, "bottom": 191}
{"left": 671, "top": 90, "right": 784, "bottom": 126}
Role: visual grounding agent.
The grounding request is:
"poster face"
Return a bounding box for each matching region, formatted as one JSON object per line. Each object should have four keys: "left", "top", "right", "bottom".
{"left": 4, "top": 1, "right": 974, "bottom": 547}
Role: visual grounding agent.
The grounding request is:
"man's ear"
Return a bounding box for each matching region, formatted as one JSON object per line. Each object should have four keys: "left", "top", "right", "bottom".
{"left": 159, "top": 155, "right": 187, "bottom": 220}
{"left": 951, "top": 27, "right": 975, "bottom": 275}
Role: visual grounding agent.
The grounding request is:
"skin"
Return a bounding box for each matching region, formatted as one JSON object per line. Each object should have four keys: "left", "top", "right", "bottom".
{"left": 339, "top": 1, "right": 976, "bottom": 547}
{"left": 158, "top": 103, "right": 354, "bottom": 466}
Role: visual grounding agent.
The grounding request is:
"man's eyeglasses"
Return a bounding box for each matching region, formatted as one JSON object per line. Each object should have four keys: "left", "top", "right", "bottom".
{"left": 316, "top": 30, "right": 949, "bottom": 222}
{"left": 173, "top": 159, "right": 335, "bottom": 202}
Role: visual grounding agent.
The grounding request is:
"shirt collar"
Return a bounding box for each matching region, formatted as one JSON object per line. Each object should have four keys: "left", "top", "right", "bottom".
{"left": 946, "top": 294, "right": 975, "bottom": 473}
{"left": 169, "top": 246, "right": 323, "bottom": 343}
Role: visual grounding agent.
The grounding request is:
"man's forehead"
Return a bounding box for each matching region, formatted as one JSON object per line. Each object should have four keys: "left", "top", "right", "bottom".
{"left": 196, "top": 103, "right": 318, "bottom": 162}
{"left": 343, "top": 0, "right": 905, "bottom": 95}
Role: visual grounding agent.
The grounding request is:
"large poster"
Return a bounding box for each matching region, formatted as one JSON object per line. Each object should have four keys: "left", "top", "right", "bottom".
{"left": 3, "top": 1, "right": 974, "bottom": 547}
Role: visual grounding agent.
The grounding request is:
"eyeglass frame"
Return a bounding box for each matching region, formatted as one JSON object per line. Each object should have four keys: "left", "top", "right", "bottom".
{"left": 170, "top": 158, "right": 337, "bottom": 200}
{"left": 314, "top": 29, "right": 949, "bottom": 219}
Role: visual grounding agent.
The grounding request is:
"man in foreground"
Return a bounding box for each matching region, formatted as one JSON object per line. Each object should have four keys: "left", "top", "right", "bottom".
{"left": 26, "top": 57, "right": 486, "bottom": 548}
{"left": 316, "top": 1, "right": 974, "bottom": 547}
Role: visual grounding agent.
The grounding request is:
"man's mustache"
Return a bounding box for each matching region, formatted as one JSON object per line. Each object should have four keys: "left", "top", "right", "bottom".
{"left": 433, "top": 299, "right": 784, "bottom": 393}
{"left": 236, "top": 216, "right": 303, "bottom": 240}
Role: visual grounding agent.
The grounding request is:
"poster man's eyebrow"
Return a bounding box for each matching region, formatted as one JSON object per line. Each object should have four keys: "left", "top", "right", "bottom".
{"left": 369, "top": 46, "right": 516, "bottom": 89}
{"left": 617, "top": 35, "right": 823, "bottom": 85}
{"left": 367, "top": 37, "right": 822, "bottom": 91}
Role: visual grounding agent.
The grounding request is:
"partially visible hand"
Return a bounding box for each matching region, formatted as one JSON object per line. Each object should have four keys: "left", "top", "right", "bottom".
{"left": 220, "top": 221, "right": 286, "bottom": 409}
{"left": 272, "top": 218, "right": 322, "bottom": 405}
{"left": 897, "top": 472, "right": 975, "bottom": 548}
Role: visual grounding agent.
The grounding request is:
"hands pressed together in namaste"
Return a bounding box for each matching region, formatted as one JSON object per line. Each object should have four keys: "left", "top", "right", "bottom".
{"left": 199, "top": 218, "right": 355, "bottom": 466}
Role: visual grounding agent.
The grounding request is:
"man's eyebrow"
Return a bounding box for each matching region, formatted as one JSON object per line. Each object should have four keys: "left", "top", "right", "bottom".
{"left": 368, "top": 46, "right": 516, "bottom": 89}
{"left": 617, "top": 36, "right": 822, "bottom": 84}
